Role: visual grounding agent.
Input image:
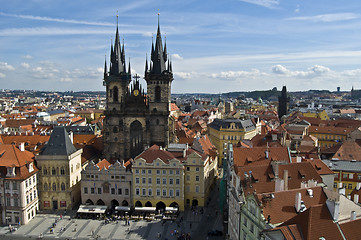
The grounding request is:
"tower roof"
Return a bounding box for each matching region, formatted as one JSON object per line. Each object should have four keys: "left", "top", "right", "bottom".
{"left": 40, "top": 126, "right": 77, "bottom": 156}
{"left": 150, "top": 15, "right": 167, "bottom": 74}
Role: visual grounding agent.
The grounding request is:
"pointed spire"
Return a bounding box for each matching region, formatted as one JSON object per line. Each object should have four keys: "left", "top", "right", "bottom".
{"left": 145, "top": 54, "right": 148, "bottom": 75}
{"left": 163, "top": 35, "right": 167, "bottom": 62}
{"left": 104, "top": 54, "right": 107, "bottom": 79}
{"left": 150, "top": 13, "right": 166, "bottom": 74}
{"left": 128, "top": 58, "right": 131, "bottom": 74}
{"left": 170, "top": 60, "right": 172, "bottom": 72}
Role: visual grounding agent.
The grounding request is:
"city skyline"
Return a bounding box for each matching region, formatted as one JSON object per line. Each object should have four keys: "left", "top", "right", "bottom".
{"left": 1, "top": 0, "right": 361, "bottom": 93}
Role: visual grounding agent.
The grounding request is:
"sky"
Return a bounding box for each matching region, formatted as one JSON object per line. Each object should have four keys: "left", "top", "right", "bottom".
{"left": 1, "top": 0, "right": 361, "bottom": 93}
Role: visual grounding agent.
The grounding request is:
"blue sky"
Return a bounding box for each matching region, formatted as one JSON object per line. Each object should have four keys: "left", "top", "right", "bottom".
{"left": 1, "top": 0, "right": 361, "bottom": 93}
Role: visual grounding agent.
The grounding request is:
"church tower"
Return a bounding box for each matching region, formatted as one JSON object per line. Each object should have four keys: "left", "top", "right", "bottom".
{"left": 145, "top": 16, "right": 174, "bottom": 147}
{"left": 278, "top": 85, "right": 289, "bottom": 121}
{"left": 103, "top": 16, "right": 173, "bottom": 161}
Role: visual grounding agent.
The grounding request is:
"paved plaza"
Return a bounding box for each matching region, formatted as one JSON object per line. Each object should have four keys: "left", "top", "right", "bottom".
{"left": 0, "top": 186, "right": 224, "bottom": 240}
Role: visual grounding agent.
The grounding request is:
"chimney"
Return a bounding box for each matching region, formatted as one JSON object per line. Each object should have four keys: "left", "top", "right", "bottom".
{"left": 307, "top": 189, "right": 313, "bottom": 197}
{"left": 354, "top": 194, "right": 359, "bottom": 204}
{"left": 338, "top": 187, "right": 346, "bottom": 196}
{"left": 272, "top": 134, "right": 277, "bottom": 141}
{"left": 272, "top": 161, "right": 279, "bottom": 179}
{"left": 275, "top": 178, "right": 284, "bottom": 192}
{"left": 351, "top": 211, "right": 356, "bottom": 221}
{"left": 284, "top": 169, "right": 288, "bottom": 191}
{"left": 69, "top": 131, "right": 74, "bottom": 144}
{"left": 19, "top": 142, "right": 25, "bottom": 151}
{"left": 296, "top": 156, "right": 302, "bottom": 163}
{"left": 295, "top": 192, "right": 302, "bottom": 213}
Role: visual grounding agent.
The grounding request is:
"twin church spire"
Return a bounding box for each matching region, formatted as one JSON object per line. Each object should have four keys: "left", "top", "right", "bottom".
{"left": 104, "top": 14, "right": 172, "bottom": 81}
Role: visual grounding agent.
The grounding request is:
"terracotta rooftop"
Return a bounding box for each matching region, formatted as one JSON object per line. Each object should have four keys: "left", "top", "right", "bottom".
{"left": 135, "top": 145, "right": 178, "bottom": 164}
{"left": 339, "top": 217, "right": 361, "bottom": 240}
{"left": 96, "top": 159, "right": 111, "bottom": 170}
{"left": 233, "top": 146, "right": 290, "bottom": 167}
{"left": 332, "top": 140, "right": 361, "bottom": 161}
{"left": 257, "top": 186, "right": 327, "bottom": 225}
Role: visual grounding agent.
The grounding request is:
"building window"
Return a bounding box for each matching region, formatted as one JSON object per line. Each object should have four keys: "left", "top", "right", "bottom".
{"left": 111, "top": 188, "right": 115, "bottom": 194}
{"left": 12, "top": 182, "right": 17, "bottom": 190}
{"left": 186, "top": 186, "right": 190, "bottom": 192}
{"left": 176, "top": 189, "right": 180, "bottom": 197}
{"left": 84, "top": 187, "right": 88, "bottom": 194}
{"left": 61, "top": 183, "right": 66, "bottom": 191}
{"left": 157, "top": 189, "right": 160, "bottom": 196}
{"left": 142, "top": 178, "right": 146, "bottom": 184}
{"left": 333, "top": 183, "right": 337, "bottom": 189}
{"left": 157, "top": 178, "right": 160, "bottom": 185}
{"left": 135, "top": 178, "right": 139, "bottom": 184}
{"left": 142, "top": 188, "right": 146, "bottom": 196}
{"left": 196, "top": 167, "right": 199, "bottom": 172}
{"left": 349, "top": 174, "right": 354, "bottom": 179}
{"left": 98, "top": 188, "right": 102, "bottom": 194}
{"left": 135, "top": 169, "right": 139, "bottom": 174}
{"left": 148, "top": 170, "right": 152, "bottom": 174}
{"left": 195, "top": 186, "right": 199, "bottom": 192}
{"left": 5, "top": 182, "right": 9, "bottom": 190}
{"left": 186, "top": 175, "right": 190, "bottom": 181}
{"left": 343, "top": 173, "right": 348, "bottom": 179}
{"left": 91, "top": 188, "right": 95, "bottom": 194}
{"left": 186, "top": 167, "right": 190, "bottom": 171}
{"left": 243, "top": 217, "right": 248, "bottom": 227}
{"left": 156, "top": 170, "right": 160, "bottom": 175}
{"left": 176, "top": 178, "right": 180, "bottom": 185}
{"left": 29, "top": 178, "right": 32, "bottom": 185}
{"left": 169, "top": 179, "right": 174, "bottom": 185}
{"left": 148, "top": 178, "right": 152, "bottom": 184}
{"left": 136, "top": 188, "right": 140, "bottom": 195}
{"left": 60, "top": 167, "right": 65, "bottom": 175}
{"left": 148, "top": 188, "right": 152, "bottom": 196}
{"left": 169, "top": 189, "right": 174, "bottom": 197}
{"left": 169, "top": 170, "right": 173, "bottom": 175}
{"left": 348, "top": 184, "right": 353, "bottom": 189}
{"left": 195, "top": 176, "right": 199, "bottom": 181}
{"left": 44, "top": 183, "right": 48, "bottom": 191}
{"left": 52, "top": 183, "right": 56, "bottom": 191}
{"left": 163, "top": 178, "right": 167, "bottom": 185}
{"left": 162, "top": 189, "right": 167, "bottom": 196}
{"left": 125, "top": 189, "right": 129, "bottom": 195}
{"left": 155, "top": 86, "right": 161, "bottom": 102}
{"left": 43, "top": 168, "right": 47, "bottom": 175}
{"left": 6, "top": 197, "right": 11, "bottom": 206}
{"left": 25, "top": 181, "right": 28, "bottom": 188}
{"left": 118, "top": 188, "right": 122, "bottom": 195}
{"left": 358, "top": 174, "right": 361, "bottom": 180}
{"left": 52, "top": 168, "right": 56, "bottom": 175}
{"left": 176, "top": 170, "right": 180, "bottom": 175}
{"left": 162, "top": 170, "right": 166, "bottom": 175}
{"left": 14, "top": 197, "right": 19, "bottom": 207}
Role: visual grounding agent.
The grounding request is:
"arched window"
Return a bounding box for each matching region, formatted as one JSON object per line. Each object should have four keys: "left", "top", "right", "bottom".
{"left": 113, "top": 86, "right": 119, "bottom": 102}
{"left": 52, "top": 183, "right": 56, "bottom": 191}
{"left": 155, "top": 86, "right": 161, "bottom": 102}
{"left": 60, "top": 167, "right": 65, "bottom": 175}
{"left": 52, "top": 168, "right": 56, "bottom": 175}
{"left": 44, "top": 183, "right": 48, "bottom": 191}
{"left": 61, "top": 183, "right": 65, "bottom": 191}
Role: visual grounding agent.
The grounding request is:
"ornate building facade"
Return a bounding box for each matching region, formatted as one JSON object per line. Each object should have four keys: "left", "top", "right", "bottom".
{"left": 103, "top": 18, "right": 173, "bottom": 161}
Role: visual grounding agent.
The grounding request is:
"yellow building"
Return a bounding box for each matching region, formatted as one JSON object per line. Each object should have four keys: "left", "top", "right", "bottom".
{"left": 308, "top": 126, "right": 352, "bottom": 148}
{"left": 208, "top": 118, "right": 259, "bottom": 164}
{"left": 132, "top": 145, "right": 185, "bottom": 211}
{"left": 132, "top": 140, "right": 218, "bottom": 211}
{"left": 36, "top": 127, "right": 82, "bottom": 210}
{"left": 302, "top": 109, "right": 329, "bottom": 120}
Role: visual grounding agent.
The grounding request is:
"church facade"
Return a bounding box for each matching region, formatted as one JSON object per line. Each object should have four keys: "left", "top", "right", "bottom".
{"left": 103, "top": 18, "right": 174, "bottom": 161}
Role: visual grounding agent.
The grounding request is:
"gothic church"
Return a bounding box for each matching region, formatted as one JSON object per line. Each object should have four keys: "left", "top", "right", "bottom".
{"left": 103, "top": 18, "right": 173, "bottom": 161}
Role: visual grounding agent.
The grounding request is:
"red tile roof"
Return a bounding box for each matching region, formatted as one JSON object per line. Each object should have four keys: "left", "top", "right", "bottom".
{"left": 332, "top": 140, "right": 361, "bottom": 161}
{"left": 339, "top": 218, "right": 361, "bottom": 240}
{"left": 233, "top": 146, "right": 290, "bottom": 166}
{"left": 96, "top": 159, "right": 111, "bottom": 170}
{"left": 135, "top": 145, "right": 177, "bottom": 164}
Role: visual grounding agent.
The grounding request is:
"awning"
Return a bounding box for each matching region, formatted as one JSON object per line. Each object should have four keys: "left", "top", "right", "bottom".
{"left": 165, "top": 207, "right": 178, "bottom": 212}
{"left": 134, "top": 207, "right": 156, "bottom": 212}
{"left": 77, "top": 205, "right": 107, "bottom": 214}
{"left": 115, "top": 206, "right": 131, "bottom": 211}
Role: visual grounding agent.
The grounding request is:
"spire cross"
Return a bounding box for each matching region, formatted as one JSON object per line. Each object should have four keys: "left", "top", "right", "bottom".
{"left": 133, "top": 74, "right": 140, "bottom": 81}
{"left": 116, "top": 11, "right": 119, "bottom": 26}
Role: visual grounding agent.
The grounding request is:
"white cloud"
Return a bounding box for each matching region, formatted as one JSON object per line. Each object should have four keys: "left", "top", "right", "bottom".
{"left": 60, "top": 77, "right": 72, "bottom": 82}
{"left": 0, "top": 62, "right": 15, "bottom": 71}
{"left": 288, "top": 13, "right": 360, "bottom": 22}
{"left": 171, "top": 54, "right": 183, "bottom": 60}
{"left": 211, "top": 69, "right": 268, "bottom": 80}
{"left": 21, "top": 55, "right": 33, "bottom": 59}
{"left": 142, "top": 32, "right": 153, "bottom": 37}
{"left": 20, "top": 63, "right": 30, "bottom": 69}
{"left": 174, "top": 71, "right": 192, "bottom": 79}
{"left": 272, "top": 64, "right": 331, "bottom": 78}
{"left": 238, "top": 0, "right": 279, "bottom": 9}
{"left": 0, "top": 12, "right": 114, "bottom": 26}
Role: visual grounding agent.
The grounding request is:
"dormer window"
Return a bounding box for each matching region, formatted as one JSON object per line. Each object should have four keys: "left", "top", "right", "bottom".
{"left": 29, "top": 162, "right": 34, "bottom": 173}
{"left": 6, "top": 167, "right": 15, "bottom": 177}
